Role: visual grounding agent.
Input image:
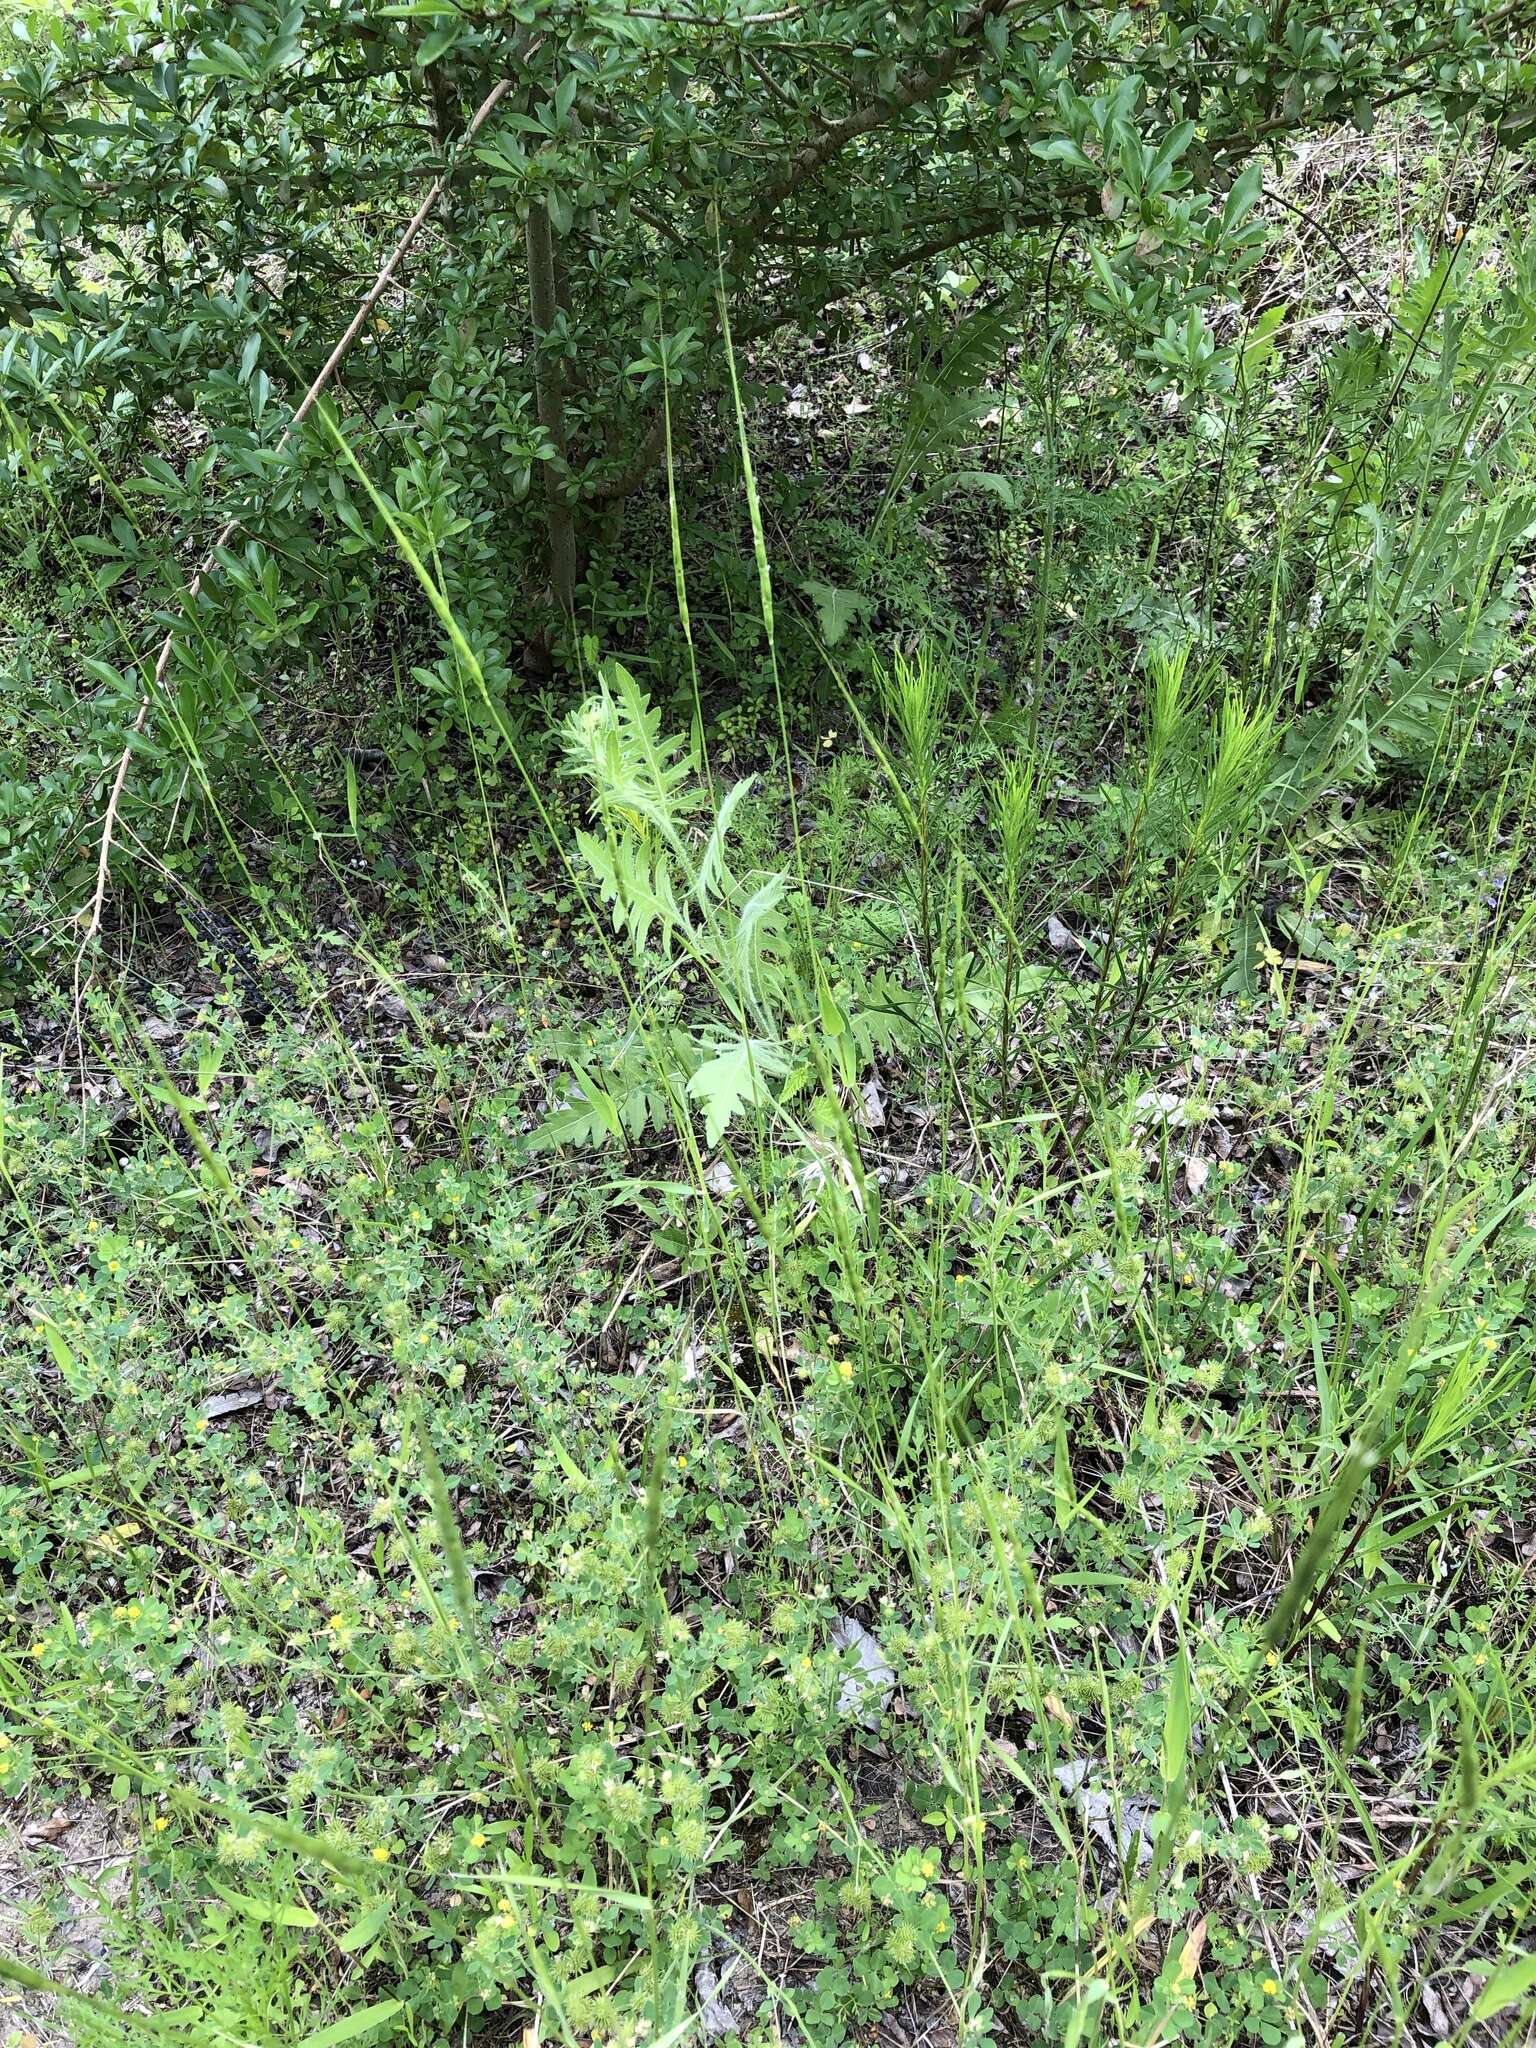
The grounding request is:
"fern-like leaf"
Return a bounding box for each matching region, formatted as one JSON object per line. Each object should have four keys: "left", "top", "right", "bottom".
{"left": 686, "top": 1036, "right": 791, "bottom": 1147}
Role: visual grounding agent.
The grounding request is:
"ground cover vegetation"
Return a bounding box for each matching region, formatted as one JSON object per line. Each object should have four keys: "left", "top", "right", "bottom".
{"left": 3, "top": 2, "right": 1536, "bottom": 2046}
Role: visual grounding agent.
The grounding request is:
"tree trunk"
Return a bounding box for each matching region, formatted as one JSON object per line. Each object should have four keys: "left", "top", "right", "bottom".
{"left": 525, "top": 199, "right": 578, "bottom": 617}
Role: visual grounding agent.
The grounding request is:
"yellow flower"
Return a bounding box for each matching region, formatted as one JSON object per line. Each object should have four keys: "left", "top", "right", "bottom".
{"left": 29, "top": 1643, "right": 45, "bottom": 1658}
{"left": 152, "top": 1816, "right": 170, "bottom": 1833}
{"left": 1261, "top": 1979, "right": 1278, "bottom": 1997}
{"left": 470, "top": 1832, "right": 487, "bottom": 1849}
{"left": 371, "top": 1845, "right": 391, "bottom": 1863}
{"left": 836, "top": 1361, "right": 853, "bottom": 1381}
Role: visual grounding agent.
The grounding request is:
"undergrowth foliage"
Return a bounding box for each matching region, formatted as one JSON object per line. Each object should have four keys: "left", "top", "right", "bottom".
{"left": 536, "top": 659, "right": 918, "bottom": 1180}
{"left": 4, "top": 15, "right": 1536, "bottom": 2048}
{"left": 0, "top": 0, "right": 1532, "bottom": 939}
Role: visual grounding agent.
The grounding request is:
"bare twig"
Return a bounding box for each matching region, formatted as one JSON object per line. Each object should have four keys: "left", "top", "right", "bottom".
{"left": 78, "top": 74, "right": 514, "bottom": 947}
{"left": 753, "top": 0, "right": 1012, "bottom": 220}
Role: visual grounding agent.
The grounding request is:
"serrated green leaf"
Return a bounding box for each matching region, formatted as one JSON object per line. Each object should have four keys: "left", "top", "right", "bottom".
{"left": 798, "top": 579, "right": 867, "bottom": 647}
{"left": 686, "top": 1037, "right": 789, "bottom": 1146}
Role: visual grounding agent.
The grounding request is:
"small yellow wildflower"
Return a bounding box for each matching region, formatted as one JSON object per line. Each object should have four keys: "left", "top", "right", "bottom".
{"left": 371, "top": 1845, "right": 391, "bottom": 1863}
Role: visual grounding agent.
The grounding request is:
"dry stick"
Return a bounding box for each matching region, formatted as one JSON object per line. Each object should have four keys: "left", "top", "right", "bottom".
{"left": 78, "top": 74, "right": 513, "bottom": 947}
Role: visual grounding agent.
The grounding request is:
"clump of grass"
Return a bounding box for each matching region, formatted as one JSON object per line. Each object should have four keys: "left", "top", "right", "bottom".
{"left": 874, "top": 640, "right": 952, "bottom": 970}
{"left": 988, "top": 747, "right": 1041, "bottom": 1102}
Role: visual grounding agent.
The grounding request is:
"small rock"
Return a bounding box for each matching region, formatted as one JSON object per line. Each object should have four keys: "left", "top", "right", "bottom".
{"left": 1053, "top": 1758, "right": 1157, "bottom": 1869}
{"left": 830, "top": 1615, "right": 895, "bottom": 1729}
{"left": 695, "top": 1944, "right": 764, "bottom": 2040}
{"left": 1135, "top": 1089, "right": 1190, "bottom": 1127}
{"left": 202, "top": 1387, "right": 268, "bottom": 1421}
